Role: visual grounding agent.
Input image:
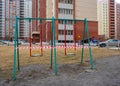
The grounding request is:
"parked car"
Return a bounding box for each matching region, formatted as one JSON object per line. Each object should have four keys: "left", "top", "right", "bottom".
{"left": 0, "top": 40, "right": 6, "bottom": 45}
{"left": 0, "top": 40, "right": 14, "bottom": 45}
{"left": 80, "top": 39, "right": 100, "bottom": 46}
{"left": 90, "top": 40, "right": 100, "bottom": 46}
{"left": 18, "top": 39, "right": 26, "bottom": 44}
{"left": 99, "top": 39, "right": 120, "bottom": 47}
{"left": 13, "top": 39, "right": 26, "bottom": 45}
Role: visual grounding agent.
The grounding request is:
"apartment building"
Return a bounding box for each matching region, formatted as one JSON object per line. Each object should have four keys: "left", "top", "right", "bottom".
{"left": 97, "top": 0, "right": 109, "bottom": 39}
{"left": 0, "top": 0, "right": 32, "bottom": 40}
{"left": 17, "top": 0, "right": 32, "bottom": 39}
{"left": 0, "top": 0, "right": 5, "bottom": 39}
{"left": 9, "top": 0, "right": 16, "bottom": 40}
{"left": 56, "top": 0, "right": 75, "bottom": 42}
{"left": 0, "top": 0, "right": 14, "bottom": 40}
{"left": 97, "top": 0, "right": 119, "bottom": 39}
{"left": 32, "top": 0, "right": 98, "bottom": 42}
{"left": 108, "top": 0, "right": 116, "bottom": 39}
{"left": 75, "top": 0, "right": 98, "bottom": 40}
{"left": 1, "top": 0, "right": 98, "bottom": 41}
{"left": 116, "top": 3, "right": 120, "bottom": 39}
{"left": 19, "top": 0, "right": 32, "bottom": 40}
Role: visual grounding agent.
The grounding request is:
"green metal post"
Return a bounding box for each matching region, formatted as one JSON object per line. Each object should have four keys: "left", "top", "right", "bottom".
{"left": 16, "top": 16, "right": 20, "bottom": 71}
{"left": 52, "top": 16, "right": 58, "bottom": 75}
{"left": 12, "top": 16, "right": 18, "bottom": 80}
{"left": 50, "top": 21, "right": 53, "bottom": 69}
{"left": 50, "top": 42, "right": 53, "bottom": 68}
{"left": 85, "top": 18, "right": 94, "bottom": 69}
{"left": 81, "top": 19, "right": 85, "bottom": 64}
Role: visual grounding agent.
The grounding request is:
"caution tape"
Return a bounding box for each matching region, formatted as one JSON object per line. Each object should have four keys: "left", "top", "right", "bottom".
{"left": 18, "top": 45, "right": 90, "bottom": 49}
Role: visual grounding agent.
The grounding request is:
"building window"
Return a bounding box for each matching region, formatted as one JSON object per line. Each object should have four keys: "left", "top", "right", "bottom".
{"left": 59, "top": 0, "right": 73, "bottom": 4}
{"left": 59, "top": 20, "right": 64, "bottom": 24}
{"left": 59, "top": 20, "right": 73, "bottom": 24}
{"left": 59, "top": 30, "right": 64, "bottom": 35}
{"left": 59, "top": 30, "right": 73, "bottom": 35}
{"left": 58, "top": 8, "right": 73, "bottom": 14}
{"left": 66, "top": 30, "right": 73, "bottom": 35}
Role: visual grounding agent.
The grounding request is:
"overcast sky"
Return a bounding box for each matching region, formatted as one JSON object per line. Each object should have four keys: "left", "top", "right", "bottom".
{"left": 116, "top": 0, "right": 120, "bottom": 3}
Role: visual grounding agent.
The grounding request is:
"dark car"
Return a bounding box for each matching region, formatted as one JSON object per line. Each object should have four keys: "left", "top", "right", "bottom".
{"left": 80, "top": 39, "right": 99, "bottom": 46}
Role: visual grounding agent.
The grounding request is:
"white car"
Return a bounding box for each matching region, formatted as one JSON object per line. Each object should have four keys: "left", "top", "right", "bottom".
{"left": 99, "top": 39, "right": 120, "bottom": 47}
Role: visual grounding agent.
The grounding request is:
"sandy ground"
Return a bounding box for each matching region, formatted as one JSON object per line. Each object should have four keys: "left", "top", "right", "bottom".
{"left": 0, "top": 56, "right": 120, "bottom": 86}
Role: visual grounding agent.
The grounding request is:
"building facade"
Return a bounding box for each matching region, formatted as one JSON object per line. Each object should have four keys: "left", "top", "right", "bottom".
{"left": 32, "top": 0, "right": 46, "bottom": 42}
{"left": 0, "top": 0, "right": 32, "bottom": 40}
{"left": 0, "top": 0, "right": 14, "bottom": 40}
{"left": 45, "top": 0, "right": 98, "bottom": 42}
{"left": 108, "top": 0, "right": 116, "bottom": 39}
{"left": 97, "top": 0, "right": 109, "bottom": 39}
{"left": 75, "top": 0, "right": 98, "bottom": 40}
{"left": 57, "top": 0, "right": 75, "bottom": 42}
{"left": 116, "top": 3, "right": 120, "bottom": 39}
{"left": 0, "top": 0, "right": 16, "bottom": 40}
{"left": 97, "top": 0, "right": 120, "bottom": 39}
{"left": 18, "top": 0, "right": 32, "bottom": 39}
{"left": 1, "top": 0, "right": 98, "bottom": 41}
{"left": 0, "top": 0, "right": 5, "bottom": 39}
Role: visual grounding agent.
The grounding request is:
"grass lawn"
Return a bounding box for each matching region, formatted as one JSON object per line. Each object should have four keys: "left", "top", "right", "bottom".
{"left": 0, "top": 45, "right": 120, "bottom": 79}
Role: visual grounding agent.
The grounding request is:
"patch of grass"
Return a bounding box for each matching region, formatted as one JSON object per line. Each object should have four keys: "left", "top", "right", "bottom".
{"left": 0, "top": 46, "right": 120, "bottom": 79}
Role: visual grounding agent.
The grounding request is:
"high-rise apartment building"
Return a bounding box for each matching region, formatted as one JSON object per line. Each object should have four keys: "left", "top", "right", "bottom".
{"left": 0, "top": 0, "right": 15, "bottom": 40}
{"left": 97, "top": 0, "right": 109, "bottom": 39}
{"left": 18, "top": 0, "right": 32, "bottom": 39}
{"left": 0, "top": 0, "right": 5, "bottom": 39}
{"left": 0, "top": 0, "right": 32, "bottom": 40}
{"left": 108, "top": 0, "right": 115, "bottom": 39}
{"left": 116, "top": 3, "right": 120, "bottom": 39}
{"left": 18, "top": 0, "right": 31, "bottom": 39}
{"left": 97, "top": 0, "right": 119, "bottom": 39}
{"left": 9, "top": 0, "right": 16, "bottom": 40}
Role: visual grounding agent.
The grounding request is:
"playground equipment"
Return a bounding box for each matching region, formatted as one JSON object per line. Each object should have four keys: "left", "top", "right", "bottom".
{"left": 29, "top": 20, "right": 43, "bottom": 56}
{"left": 64, "top": 20, "right": 76, "bottom": 55}
{"left": 13, "top": 16, "right": 94, "bottom": 80}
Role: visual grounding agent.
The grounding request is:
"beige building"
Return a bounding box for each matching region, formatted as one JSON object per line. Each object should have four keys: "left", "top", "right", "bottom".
{"left": 76, "top": 0, "right": 97, "bottom": 21}
{"left": 97, "top": 0, "right": 109, "bottom": 39}
{"left": 116, "top": 2, "right": 120, "bottom": 39}
{"left": 46, "top": 0, "right": 53, "bottom": 18}
{"left": 75, "top": 0, "right": 98, "bottom": 40}
{"left": 32, "top": 0, "right": 98, "bottom": 42}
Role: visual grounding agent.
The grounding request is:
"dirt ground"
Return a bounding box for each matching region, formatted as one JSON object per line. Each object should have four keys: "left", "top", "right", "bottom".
{"left": 0, "top": 55, "right": 120, "bottom": 86}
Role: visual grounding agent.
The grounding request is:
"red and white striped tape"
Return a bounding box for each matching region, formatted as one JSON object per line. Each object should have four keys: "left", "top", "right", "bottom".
{"left": 18, "top": 45, "right": 90, "bottom": 49}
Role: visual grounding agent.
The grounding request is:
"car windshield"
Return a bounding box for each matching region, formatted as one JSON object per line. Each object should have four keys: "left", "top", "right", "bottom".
{"left": 107, "top": 39, "right": 118, "bottom": 42}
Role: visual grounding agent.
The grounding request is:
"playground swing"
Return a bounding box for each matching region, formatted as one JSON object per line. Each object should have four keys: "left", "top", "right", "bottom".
{"left": 29, "top": 20, "right": 43, "bottom": 57}
{"left": 64, "top": 20, "right": 76, "bottom": 55}
{"left": 66, "top": 47, "right": 76, "bottom": 55}
{"left": 13, "top": 16, "right": 94, "bottom": 80}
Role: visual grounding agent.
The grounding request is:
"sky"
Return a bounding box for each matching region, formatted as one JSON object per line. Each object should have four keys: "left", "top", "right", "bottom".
{"left": 98, "top": 0, "right": 120, "bottom": 3}
{"left": 116, "top": 0, "right": 120, "bottom": 3}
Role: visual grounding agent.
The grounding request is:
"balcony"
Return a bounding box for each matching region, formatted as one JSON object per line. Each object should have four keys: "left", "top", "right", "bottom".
{"left": 58, "top": 3, "right": 73, "bottom": 9}
{"left": 58, "top": 24, "right": 73, "bottom": 30}
{"left": 58, "top": 35, "right": 73, "bottom": 40}
{"left": 58, "top": 14, "right": 73, "bottom": 19}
